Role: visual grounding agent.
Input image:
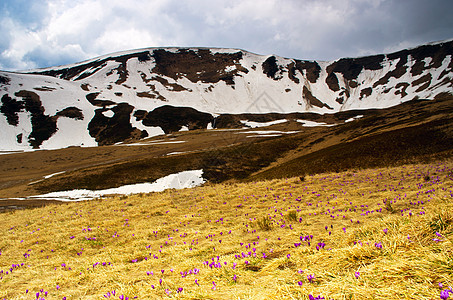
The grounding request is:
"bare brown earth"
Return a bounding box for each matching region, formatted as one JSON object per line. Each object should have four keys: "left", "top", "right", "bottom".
{"left": 1, "top": 96, "right": 452, "bottom": 211}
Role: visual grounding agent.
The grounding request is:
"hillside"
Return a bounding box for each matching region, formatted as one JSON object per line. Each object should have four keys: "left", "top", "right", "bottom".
{"left": 0, "top": 161, "right": 452, "bottom": 299}
{"left": 0, "top": 40, "right": 452, "bottom": 151}
{"left": 0, "top": 39, "right": 452, "bottom": 300}
{"left": 0, "top": 94, "right": 452, "bottom": 207}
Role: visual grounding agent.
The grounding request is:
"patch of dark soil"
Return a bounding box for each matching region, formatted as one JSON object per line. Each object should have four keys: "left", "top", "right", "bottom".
{"left": 412, "top": 74, "right": 432, "bottom": 92}
{"left": 86, "top": 93, "right": 116, "bottom": 107}
{"left": 262, "top": 56, "right": 281, "bottom": 80}
{"left": 373, "top": 55, "right": 408, "bottom": 87}
{"left": 141, "top": 105, "right": 213, "bottom": 134}
{"left": 294, "top": 60, "right": 321, "bottom": 83}
{"left": 360, "top": 87, "right": 372, "bottom": 99}
{"left": 136, "top": 92, "right": 156, "bottom": 99}
{"left": 151, "top": 76, "right": 189, "bottom": 92}
{"left": 373, "top": 41, "right": 453, "bottom": 89}
{"left": 410, "top": 60, "right": 426, "bottom": 76}
{"left": 133, "top": 110, "right": 147, "bottom": 121}
{"left": 33, "top": 86, "right": 56, "bottom": 91}
{"left": 151, "top": 49, "right": 247, "bottom": 86}
{"left": 136, "top": 90, "right": 166, "bottom": 101}
{"left": 325, "top": 72, "right": 340, "bottom": 92}
{"left": 395, "top": 82, "right": 410, "bottom": 98}
{"left": 412, "top": 73, "right": 432, "bottom": 87}
{"left": 32, "top": 51, "right": 152, "bottom": 81}
{"left": 14, "top": 90, "right": 57, "bottom": 148}
{"left": 80, "top": 83, "right": 90, "bottom": 91}
{"left": 56, "top": 107, "right": 84, "bottom": 120}
{"left": 303, "top": 86, "right": 331, "bottom": 109}
{"left": 336, "top": 97, "right": 344, "bottom": 104}
{"left": 213, "top": 114, "right": 243, "bottom": 128}
{"left": 88, "top": 102, "right": 143, "bottom": 145}
{"left": 349, "top": 80, "right": 358, "bottom": 88}
{"left": 107, "top": 51, "right": 151, "bottom": 85}
{"left": 326, "top": 55, "right": 385, "bottom": 82}
{"left": 340, "top": 89, "right": 350, "bottom": 98}
{"left": 1, "top": 94, "right": 24, "bottom": 126}
{"left": 431, "top": 77, "right": 453, "bottom": 90}
{"left": 0, "top": 75, "right": 10, "bottom": 85}
{"left": 415, "top": 82, "right": 431, "bottom": 93}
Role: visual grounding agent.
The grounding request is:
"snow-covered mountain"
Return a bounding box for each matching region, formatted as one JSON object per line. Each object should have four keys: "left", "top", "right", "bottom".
{"left": 1, "top": 40, "right": 452, "bottom": 151}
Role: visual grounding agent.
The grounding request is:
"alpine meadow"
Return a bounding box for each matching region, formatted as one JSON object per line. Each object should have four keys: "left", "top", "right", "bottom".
{"left": 0, "top": 38, "right": 453, "bottom": 300}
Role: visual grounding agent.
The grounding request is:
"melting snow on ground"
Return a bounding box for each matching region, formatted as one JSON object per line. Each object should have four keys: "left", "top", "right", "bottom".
{"left": 240, "top": 119, "right": 288, "bottom": 128}
{"left": 25, "top": 170, "right": 205, "bottom": 202}
{"left": 296, "top": 120, "right": 337, "bottom": 127}
{"left": 237, "top": 130, "right": 300, "bottom": 138}
{"left": 344, "top": 115, "right": 364, "bottom": 123}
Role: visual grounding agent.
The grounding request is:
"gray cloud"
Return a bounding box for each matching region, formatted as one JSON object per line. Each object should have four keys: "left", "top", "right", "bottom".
{"left": 0, "top": 0, "right": 452, "bottom": 71}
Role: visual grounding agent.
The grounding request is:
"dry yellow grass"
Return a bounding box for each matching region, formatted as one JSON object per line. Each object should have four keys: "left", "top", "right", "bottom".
{"left": 0, "top": 161, "right": 452, "bottom": 299}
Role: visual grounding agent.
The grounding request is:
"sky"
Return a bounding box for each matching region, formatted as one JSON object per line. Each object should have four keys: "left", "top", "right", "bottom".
{"left": 1, "top": 0, "right": 452, "bottom": 71}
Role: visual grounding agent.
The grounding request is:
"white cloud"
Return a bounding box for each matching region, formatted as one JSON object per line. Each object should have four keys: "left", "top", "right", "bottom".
{"left": 0, "top": 0, "right": 452, "bottom": 70}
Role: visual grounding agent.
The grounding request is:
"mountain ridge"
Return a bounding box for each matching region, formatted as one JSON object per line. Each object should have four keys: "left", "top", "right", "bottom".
{"left": 1, "top": 40, "right": 452, "bottom": 151}
{"left": 18, "top": 38, "right": 453, "bottom": 73}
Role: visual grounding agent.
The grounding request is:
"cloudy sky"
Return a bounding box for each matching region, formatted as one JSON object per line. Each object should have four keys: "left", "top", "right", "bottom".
{"left": 1, "top": 0, "right": 452, "bottom": 71}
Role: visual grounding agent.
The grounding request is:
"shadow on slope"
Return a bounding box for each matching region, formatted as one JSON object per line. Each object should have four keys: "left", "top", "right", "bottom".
{"left": 11, "top": 96, "right": 453, "bottom": 196}
{"left": 250, "top": 119, "right": 453, "bottom": 181}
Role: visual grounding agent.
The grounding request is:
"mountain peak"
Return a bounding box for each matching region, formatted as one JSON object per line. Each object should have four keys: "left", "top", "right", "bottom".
{"left": 1, "top": 40, "right": 452, "bottom": 151}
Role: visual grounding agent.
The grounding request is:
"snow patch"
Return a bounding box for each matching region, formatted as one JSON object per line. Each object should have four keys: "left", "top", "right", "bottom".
{"left": 102, "top": 110, "right": 114, "bottom": 118}
{"left": 44, "top": 171, "right": 66, "bottom": 179}
{"left": 297, "top": 120, "right": 337, "bottom": 127}
{"left": 240, "top": 119, "right": 288, "bottom": 128}
{"left": 344, "top": 115, "right": 364, "bottom": 123}
{"left": 238, "top": 130, "right": 299, "bottom": 135}
{"left": 246, "top": 134, "right": 282, "bottom": 138}
{"left": 26, "top": 170, "right": 205, "bottom": 201}
{"left": 166, "top": 151, "right": 187, "bottom": 156}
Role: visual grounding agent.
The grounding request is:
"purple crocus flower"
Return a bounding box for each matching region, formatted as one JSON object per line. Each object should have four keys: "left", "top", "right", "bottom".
{"left": 440, "top": 289, "right": 450, "bottom": 300}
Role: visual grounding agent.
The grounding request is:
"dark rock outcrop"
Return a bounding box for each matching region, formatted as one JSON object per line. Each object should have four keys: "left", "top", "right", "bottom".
{"left": 140, "top": 105, "right": 214, "bottom": 134}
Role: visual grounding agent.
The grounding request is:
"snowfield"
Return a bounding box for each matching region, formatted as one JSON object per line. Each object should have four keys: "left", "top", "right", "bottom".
{"left": 1, "top": 40, "right": 452, "bottom": 151}
{"left": 22, "top": 170, "right": 205, "bottom": 201}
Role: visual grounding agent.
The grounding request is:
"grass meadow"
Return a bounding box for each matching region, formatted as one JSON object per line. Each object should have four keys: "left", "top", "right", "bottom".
{"left": 0, "top": 160, "right": 452, "bottom": 299}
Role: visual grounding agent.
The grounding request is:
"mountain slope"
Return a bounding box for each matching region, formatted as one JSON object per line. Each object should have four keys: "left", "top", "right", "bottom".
{"left": 1, "top": 40, "right": 452, "bottom": 151}
{"left": 1, "top": 95, "right": 452, "bottom": 202}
